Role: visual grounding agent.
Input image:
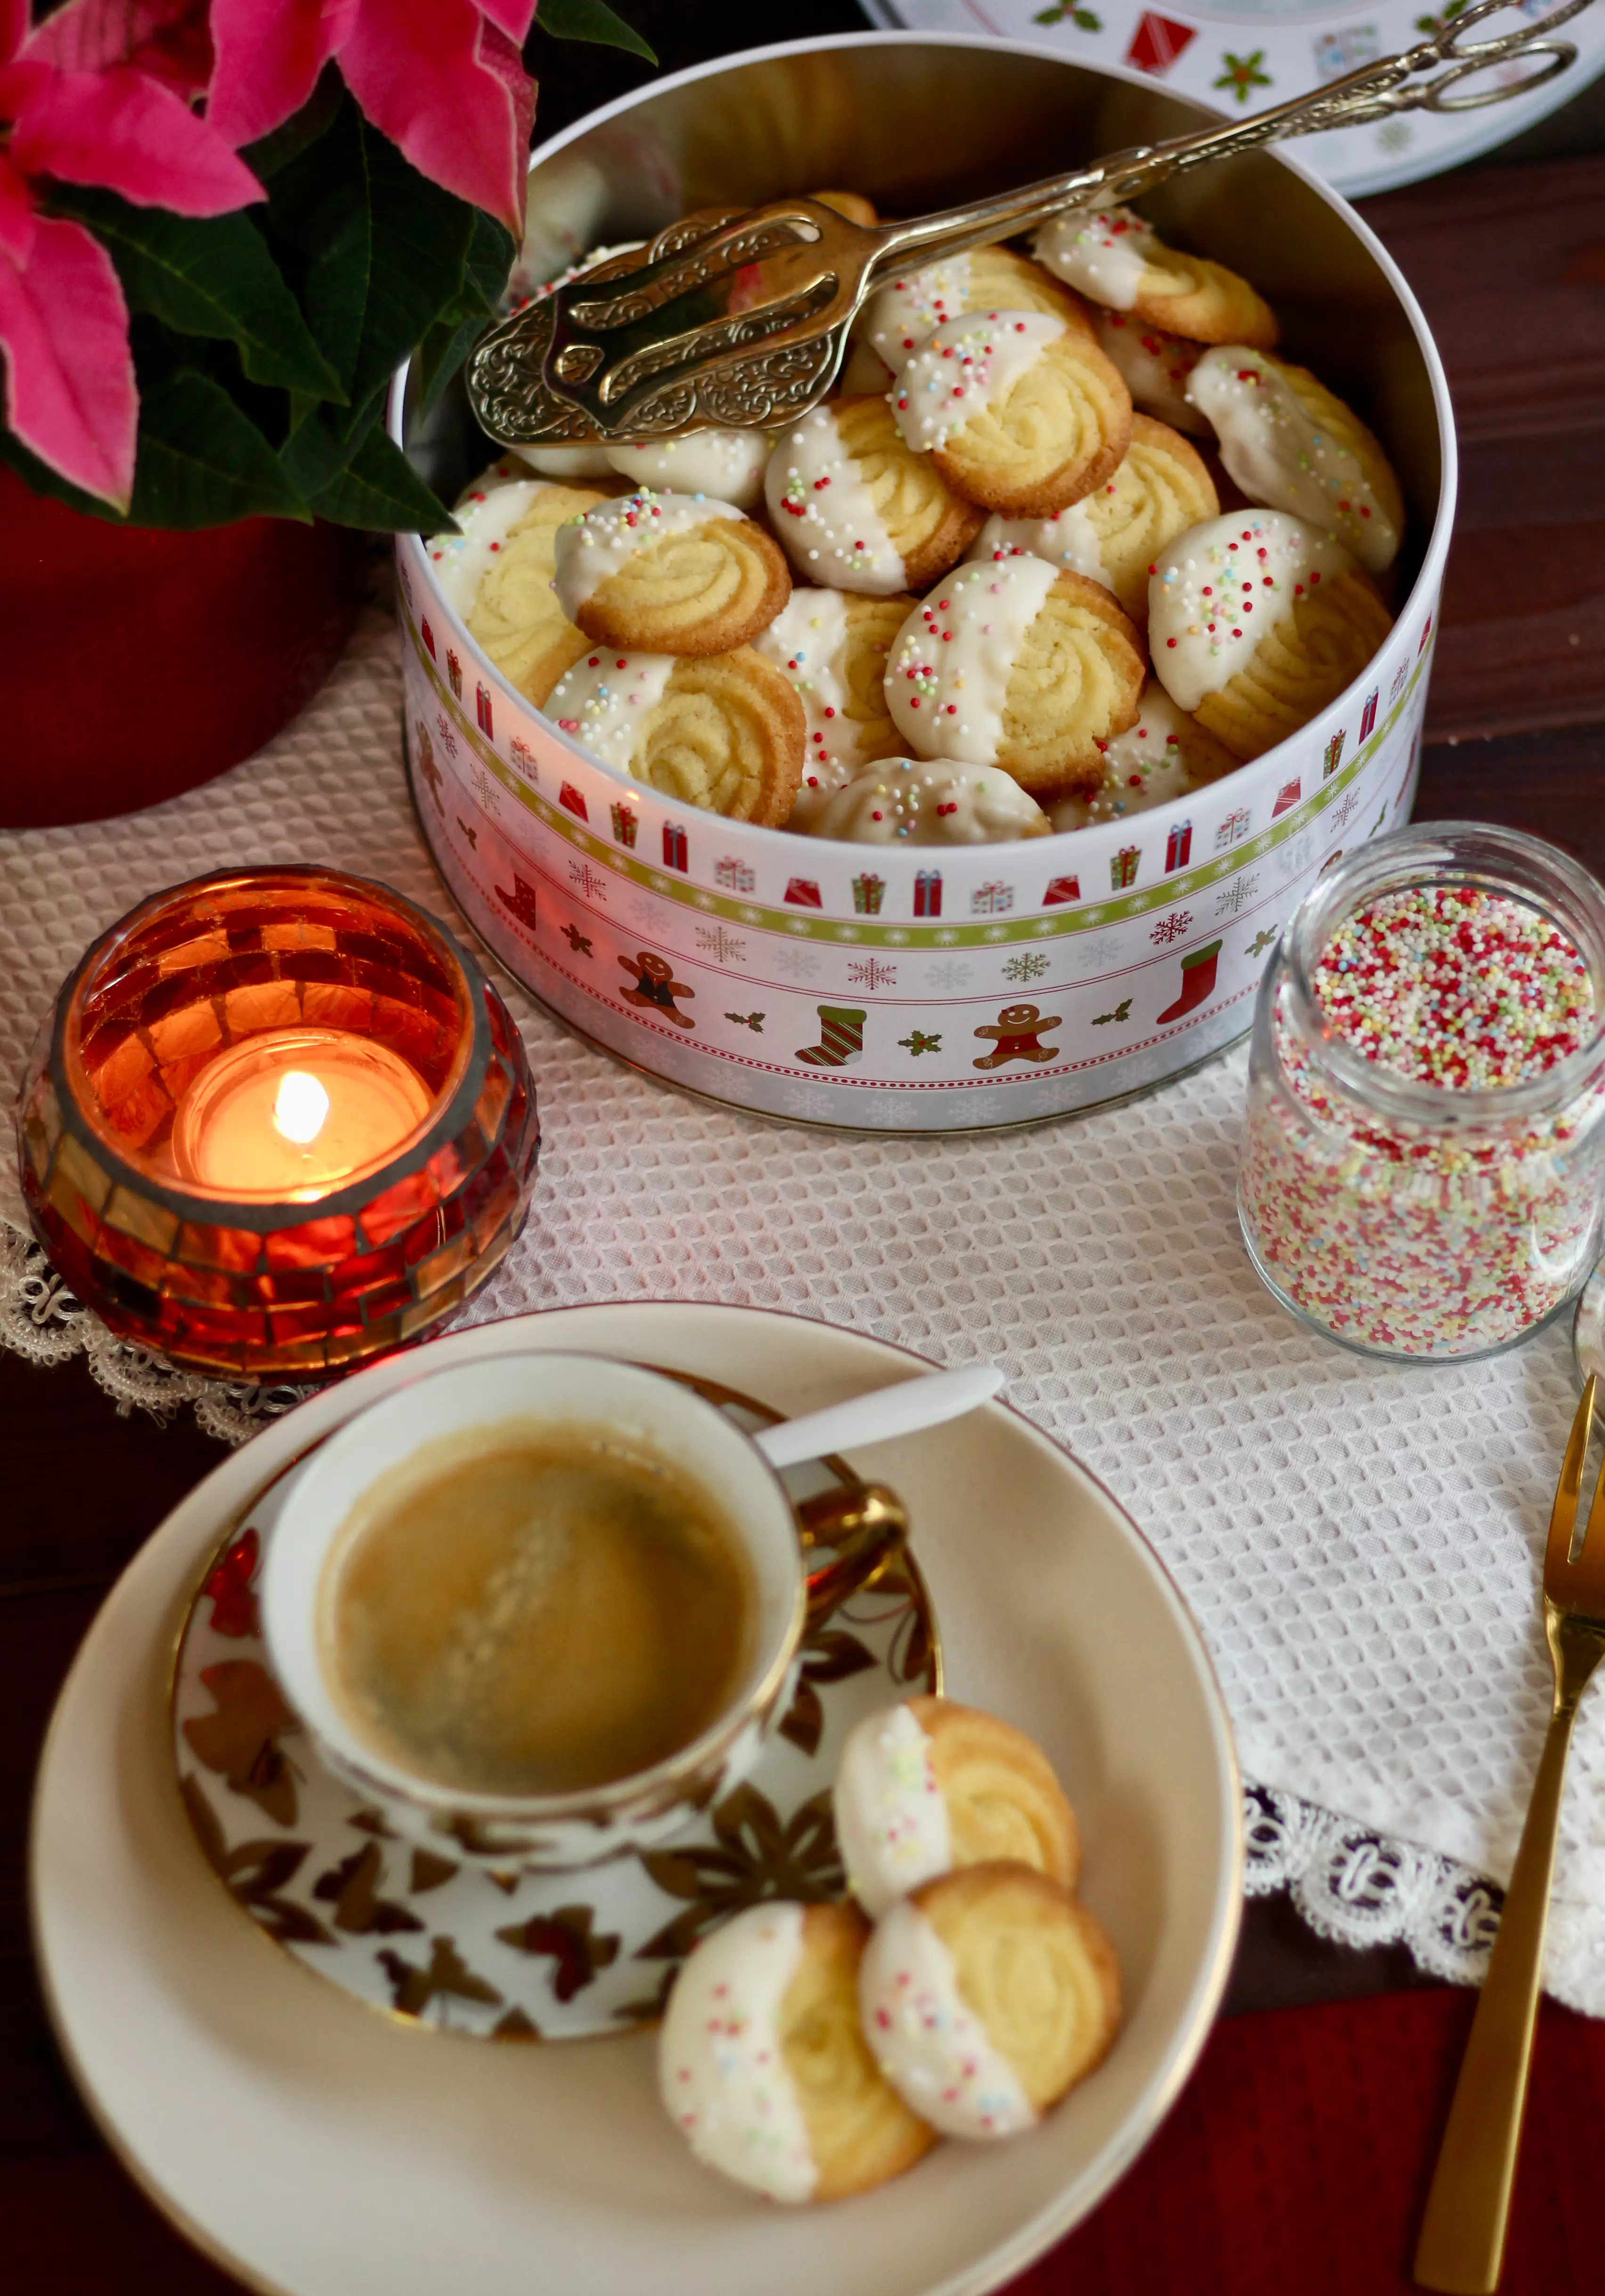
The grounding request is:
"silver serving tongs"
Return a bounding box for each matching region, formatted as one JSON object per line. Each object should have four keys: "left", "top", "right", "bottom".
{"left": 467, "top": 0, "right": 1592, "bottom": 451}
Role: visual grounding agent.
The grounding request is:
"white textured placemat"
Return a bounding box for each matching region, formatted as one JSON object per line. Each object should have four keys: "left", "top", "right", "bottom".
{"left": 3, "top": 609, "right": 1596, "bottom": 2009}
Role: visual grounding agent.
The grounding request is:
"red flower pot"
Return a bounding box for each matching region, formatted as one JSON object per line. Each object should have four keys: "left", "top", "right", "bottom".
{"left": 0, "top": 466, "right": 369, "bottom": 828}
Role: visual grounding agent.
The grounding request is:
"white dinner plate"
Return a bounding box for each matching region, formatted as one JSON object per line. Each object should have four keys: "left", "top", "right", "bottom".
{"left": 32, "top": 1303, "right": 1241, "bottom": 2296}
{"left": 862, "top": 1, "right": 1605, "bottom": 196}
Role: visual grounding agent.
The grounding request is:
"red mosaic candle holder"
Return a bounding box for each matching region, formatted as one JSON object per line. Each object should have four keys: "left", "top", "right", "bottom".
{"left": 14, "top": 869, "right": 540, "bottom": 1381}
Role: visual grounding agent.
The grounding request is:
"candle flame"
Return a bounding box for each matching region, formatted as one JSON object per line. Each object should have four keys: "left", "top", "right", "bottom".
{"left": 272, "top": 1070, "right": 331, "bottom": 1146}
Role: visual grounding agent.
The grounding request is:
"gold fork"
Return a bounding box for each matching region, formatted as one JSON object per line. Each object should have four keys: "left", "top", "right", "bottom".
{"left": 1415, "top": 1372, "right": 1605, "bottom": 2294}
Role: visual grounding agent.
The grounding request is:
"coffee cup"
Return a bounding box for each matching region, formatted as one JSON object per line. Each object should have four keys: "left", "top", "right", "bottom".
{"left": 260, "top": 1352, "right": 906, "bottom": 1871}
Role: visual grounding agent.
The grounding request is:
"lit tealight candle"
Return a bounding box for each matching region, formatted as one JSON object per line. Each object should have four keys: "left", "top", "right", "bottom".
{"left": 171, "top": 1026, "right": 433, "bottom": 1198}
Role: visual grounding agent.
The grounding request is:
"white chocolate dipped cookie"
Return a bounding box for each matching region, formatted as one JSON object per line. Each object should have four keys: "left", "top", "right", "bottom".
{"left": 800, "top": 757, "right": 1051, "bottom": 845}
{"left": 1035, "top": 207, "right": 1278, "bottom": 349}
{"left": 1184, "top": 347, "right": 1406, "bottom": 574}
{"left": 604, "top": 429, "right": 774, "bottom": 513}
{"left": 970, "top": 414, "right": 1218, "bottom": 625}
{"left": 766, "top": 398, "right": 983, "bottom": 597}
{"left": 860, "top": 1864, "right": 1122, "bottom": 2141}
{"left": 552, "top": 489, "right": 790, "bottom": 656}
{"left": 1092, "top": 309, "right": 1209, "bottom": 435}
{"left": 752, "top": 588, "right": 911, "bottom": 824}
{"left": 1149, "top": 509, "right": 1392, "bottom": 761}
{"left": 891, "top": 310, "right": 1132, "bottom": 520}
{"left": 659, "top": 1900, "right": 937, "bottom": 2202}
{"left": 861, "top": 244, "right": 1092, "bottom": 372}
{"left": 884, "top": 555, "right": 1145, "bottom": 797}
{"left": 834, "top": 1698, "right": 1078, "bottom": 1916}
{"left": 435, "top": 470, "right": 606, "bottom": 706}
{"left": 1050, "top": 680, "right": 1241, "bottom": 829}
{"left": 545, "top": 644, "right": 804, "bottom": 823}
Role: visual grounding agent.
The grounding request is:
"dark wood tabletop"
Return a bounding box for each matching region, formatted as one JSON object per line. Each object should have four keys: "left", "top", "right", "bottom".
{"left": 2, "top": 12, "right": 1602, "bottom": 2289}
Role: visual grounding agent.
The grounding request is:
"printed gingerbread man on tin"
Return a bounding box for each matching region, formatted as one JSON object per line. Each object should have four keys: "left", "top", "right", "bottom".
{"left": 972, "top": 1002, "right": 1062, "bottom": 1069}
{"left": 619, "top": 951, "right": 696, "bottom": 1029}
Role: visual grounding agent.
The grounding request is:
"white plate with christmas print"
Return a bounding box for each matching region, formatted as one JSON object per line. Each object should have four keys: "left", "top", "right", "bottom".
{"left": 859, "top": 2, "right": 1605, "bottom": 195}
{"left": 32, "top": 1303, "right": 1240, "bottom": 2296}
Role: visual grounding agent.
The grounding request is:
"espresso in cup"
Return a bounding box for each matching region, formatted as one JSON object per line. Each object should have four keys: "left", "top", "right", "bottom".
{"left": 318, "top": 1420, "right": 757, "bottom": 1798}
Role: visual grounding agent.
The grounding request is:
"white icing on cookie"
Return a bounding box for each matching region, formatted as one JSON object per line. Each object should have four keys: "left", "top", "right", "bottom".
{"left": 1184, "top": 348, "right": 1401, "bottom": 572}
{"left": 859, "top": 1899, "right": 1036, "bottom": 2141}
{"left": 884, "top": 555, "right": 1060, "bottom": 763}
{"left": 834, "top": 1703, "right": 953, "bottom": 1915}
{"left": 659, "top": 1902, "right": 817, "bottom": 2203}
{"left": 552, "top": 489, "right": 745, "bottom": 619}
{"left": 765, "top": 407, "right": 906, "bottom": 594}
{"left": 542, "top": 647, "right": 676, "bottom": 773}
{"left": 968, "top": 504, "right": 1109, "bottom": 589}
{"left": 605, "top": 429, "right": 773, "bottom": 513}
{"left": 1034, "top": 206, "right": 1160, "bottom": 311}
{"left": 511, "top": 442, "right": 617, "bottom": 480}
{"left": 804, "top": 757, "right": 1049, "bottom": 845}
{"left": 891, "top": 310, "right": 1065, "bottom": 456}
{"left": 1092, "top": 310, "right": 1208, "bottom": 435}
{"left": 1050, "top": 681, "right": 1230, "bottom": 828}
{"left": 1149, "top": 510, "right": 1358, "bottom": 712}
{"left": 860, "top": 253, "right": 979, "bottom": 370}
{"left": 432, "top": 472, "right": 547, "bottom": 616}
{"left": 752, "top": 589, "right": 886, "bottom": 818}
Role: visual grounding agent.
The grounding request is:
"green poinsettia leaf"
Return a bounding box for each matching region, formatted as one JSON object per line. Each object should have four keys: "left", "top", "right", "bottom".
{"left": 128, "top": 371, "right": 309, "bottom": 528}
{"left": 412, "top": 309, "right": 487, "bottom": 424}
{"left": 240, "top": 66, "right": 345, "bottom": 181}
{"left": 535, "top": 0, "right": 657, "bottom": 59}
{"left": 462, "top": 209, "right": 517, "bottom": 315}
{"left": 279, "top": 392, "right": 385, "bottom": 498}
{"left": 304, "top": 424, "right": 456, "bottom": 535}
{"left": 48, "top": 189, "right": 344, "bottom": 402}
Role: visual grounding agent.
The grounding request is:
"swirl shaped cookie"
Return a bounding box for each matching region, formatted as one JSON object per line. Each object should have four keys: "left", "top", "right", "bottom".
{"left": 752, "top": 588, "right": 912, "bottom": 824}
{"left": 1035, "top": 206, "right": 1278, "bottom": 349}
{"left": 434, "top": 471, "right": 606, "bottom": 706}
{"left": 1051, "top": 680, "right": 1241, "bottom": 829}
{"left": 545, "top": 645, "right": 804, "bottom": 823}
{"left": 660, "top": 1900, "right": 937, "bottom": 2201}
{"left": 1149, "top": 510, "right": 1392, "bottom": 760}
{"left": 885, "top": 556, "right": 1146, "bottom": 796}
{"left": 862, "top": 244, "right": 1092, "bottom": 372}
{"left": 552, "top": 489, "right": 790, "bottom": 656}
{"left": 801, "top": 757, "right": 1051, "bottom": 844}
{"left": 1092, "top": 309, "right": 1209, "bottom": 435}
{"left": 834, "top": 1698, "right": 1078, "bottom": 1915}
{"left": 892, "top": 311, "right": 1133, "bottom": 520}
{"left": 860, "top": 1864, "right": 1122, "bottom": 2140}
{"left": 766, "top": 398, "right": 984, "bottom": 596}
{"left": 1184, "top": 347, "right": 1406, "bottom": 574}
{"left": 971, "top": 414, "right": 1218, "bottom": 624}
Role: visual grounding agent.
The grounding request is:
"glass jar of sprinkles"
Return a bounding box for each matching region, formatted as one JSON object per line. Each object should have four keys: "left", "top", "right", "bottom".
{"left": 1238, "top": 824, "right": 1605, "bottom": 1361}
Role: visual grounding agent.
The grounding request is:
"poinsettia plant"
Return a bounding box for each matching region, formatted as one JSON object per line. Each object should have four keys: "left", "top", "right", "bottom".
{"left": 0, "top": 0, "right": 648, "bottom": 533}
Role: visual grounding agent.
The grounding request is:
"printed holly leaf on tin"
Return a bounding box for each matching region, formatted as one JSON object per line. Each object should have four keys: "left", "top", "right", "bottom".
{"left": 312, "top": 1843, "right": 425, "bottom": 1935}
{"left": 179, "top": 1775, "right": 334, "bottom": 1946}
{"left": 636, "top": 1786, "right": 844, "bottom": 1960}
{"left": 376, "top": 1935, "right": 504, "bottom": 2019}
{"left": 495, "top": 1905, "right": 620, "bottom": 2002}
{"left": 779, "top": 1627, "right": 879, "bottom": 1757}
{"left": 182, "top": 1659, "right": 301, "bottom": 1825}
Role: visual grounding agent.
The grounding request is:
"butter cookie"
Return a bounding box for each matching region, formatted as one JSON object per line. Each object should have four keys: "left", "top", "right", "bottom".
{"left": 752, "top": 587, "right": 912, "bottom": 824}
{"left": 834, "top": 1698, "right": 1077, "bottom": 1916}
{"left": 971, "top": 413, "right": 1218, "bottom": 624}
{"left": 1050, "top": 679, "right": 1241, "bottom": 828}
{"left": 1091, "top": 309, "right": 1209, "bottom": 435}
{"left": 660, "top": 1900, "right": 937, "bottom": 2202}
{"left": 603, "top": 430, "right": 774, "bottom": 513}
{"left": 862, "top": 244, "right": 1092, "bottom": 371}
{"left": 860, "top": 1864, "right": 1122, "bottom": 2139}
{"left": 1185, "top": 347, "right": 1405, "bottom": 574}
{"left": 1036, "top": 206, "right": 1278, "bottom": 349}
{"left": 545, "top": 644, "right": 804, "bottom": 824}
{"left": 893, "top": 310, "right": 1133, "bottom": 519}
{"left": 1149, "top": 509, "right": 1392, "bottom": 760}
{"left": 766, "top": 397, "right": 984, "bottom": 596}
{"left": 885, "top": 556, "right": 1145, "bottom": 796}
{"left": 799, "top": 757, "right": 1050, "bottom": 844}
{"left": 552, "top": 489, "right": 790, "bottom": 656}
{"left": 434, "top": 471, "right": 607, "bottom": 707}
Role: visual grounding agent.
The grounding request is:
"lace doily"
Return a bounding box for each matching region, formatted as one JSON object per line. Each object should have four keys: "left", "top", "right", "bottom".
{"left": 4, "top": 605, "right": 1603, "bottom": 2015}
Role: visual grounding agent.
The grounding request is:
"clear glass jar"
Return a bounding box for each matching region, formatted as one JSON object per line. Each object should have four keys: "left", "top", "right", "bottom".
{"left": 1238, "top": 823, "right": 1605, "bottom": 1361}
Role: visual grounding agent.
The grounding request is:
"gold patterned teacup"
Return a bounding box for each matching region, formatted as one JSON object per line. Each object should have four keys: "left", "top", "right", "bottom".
{"left": 260, "top": 1352, "right": 905, "bottom": 1872}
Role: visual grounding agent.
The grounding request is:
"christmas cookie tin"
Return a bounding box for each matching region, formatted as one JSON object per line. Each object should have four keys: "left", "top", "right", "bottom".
{"left": 390, "top": 33, "right": 1454, "bottom": 1133}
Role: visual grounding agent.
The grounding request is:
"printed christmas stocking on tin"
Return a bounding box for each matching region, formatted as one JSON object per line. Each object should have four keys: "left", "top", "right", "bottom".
{"left": 1156, "top": 938, "right": 1222, "bottom": 1025}
{"left": 796, "top": 1006, "right": 867, "bottom": 1067}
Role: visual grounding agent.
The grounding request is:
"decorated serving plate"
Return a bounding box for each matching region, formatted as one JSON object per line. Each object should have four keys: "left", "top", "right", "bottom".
{"left": 33, "top": 1303, "right": 1240, "bottom": 2296}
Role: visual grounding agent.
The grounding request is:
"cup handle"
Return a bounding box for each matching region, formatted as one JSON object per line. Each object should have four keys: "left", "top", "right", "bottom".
{"left": 794, "top": 1482, "right": 909, "bottom": 1627}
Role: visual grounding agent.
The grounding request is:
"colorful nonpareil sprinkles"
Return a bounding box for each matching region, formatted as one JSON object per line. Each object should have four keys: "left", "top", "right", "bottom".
{"left": 1239, "top": 880, "right": 1605, "bottom": 1358}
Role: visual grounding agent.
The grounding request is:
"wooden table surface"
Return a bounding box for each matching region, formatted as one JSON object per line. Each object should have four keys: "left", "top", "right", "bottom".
{"left": 2, "top": 17, "right": 1602, "bottom": 2288}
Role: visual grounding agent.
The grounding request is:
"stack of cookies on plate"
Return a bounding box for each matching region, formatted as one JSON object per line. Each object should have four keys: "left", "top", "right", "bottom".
{"left": 433, "top": 196, "right": 1403, "bottom": 848}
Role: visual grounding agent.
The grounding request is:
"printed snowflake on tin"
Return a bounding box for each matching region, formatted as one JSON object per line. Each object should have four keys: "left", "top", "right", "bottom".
{"left": 470, "top": 764, "right": 502, "bottom": 816}
{"left": 1073, "top": 931, "right": 1126, "bottom": 974}
{"left": 1150, "top": 910, "right": 1194, "bottom": 945}
{"left": 1330, "top": 789, "right": 1362, "bottom": 832}
{"left": 771, "top": 943, "right": 823, "bottom": 982}
{"left": 623, "top": 891, "right": 659, "bottom": 931}
{"left": 1002, "top": 952, "right": 1051, "bottom": 984}
{"left": 926, "top": 959, "right": 974, "bottom": 991}
{"left": 847, "top": 957, "right": 898, "bottom": 992}
{"left": 1275, "top": 831, "right": 1317, "bottom": 884}
{"left": 568, "top": 860, "right": 610, "bottom": 902}
{"left": 694, "top": 924, "right": 748, "bottom": 965}
{"left": 780, "top": 1081, "right": 845, "bottom": 1121}
{"left": 1215, "top": 873, "right": 1260, "bottom": 918}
